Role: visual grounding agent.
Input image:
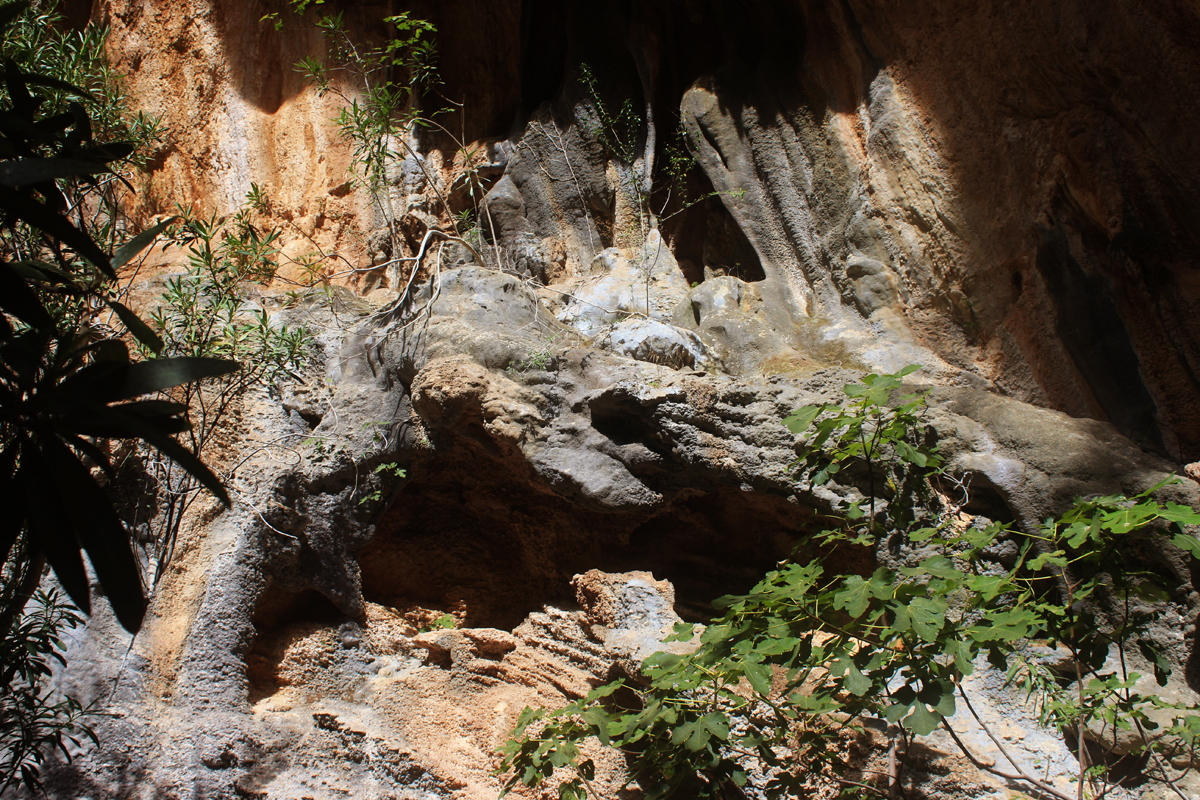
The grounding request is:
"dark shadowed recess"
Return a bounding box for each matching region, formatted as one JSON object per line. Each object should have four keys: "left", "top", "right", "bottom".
{"left": 247, "top": 587, "right": 345, "bottom": 703}
{"left": 1034, "top": 227, "right": 1165, "bottom": 454}
{"left": 58, "top": 0, "right": 95, "bottom": 30}
{"left": 355, "top": 436, "right": 821, "bottom": 631}
{"left": 859, "top": 0, "right": 1200, "bottom": 459}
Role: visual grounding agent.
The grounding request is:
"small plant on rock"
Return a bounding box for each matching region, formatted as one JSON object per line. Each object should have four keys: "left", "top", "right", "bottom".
{"left": 358, "top": 461, "right": 406, "bottom": 506}
{"left": 139, "top": 192, "right": 314, "bottom": 583}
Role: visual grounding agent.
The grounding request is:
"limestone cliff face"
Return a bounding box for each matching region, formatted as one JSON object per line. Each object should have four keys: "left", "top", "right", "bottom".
{"left": 101, "top": 0, "right": 379, "bottom": 262}
{"left": 37, "top": 2, "right": 1200, "bottom": 798}
{"left": 103, "top": 0, "right": 1200, "bottom": 458}
{"left": 482, "top": 0, "right": 1200, "bottom": 460}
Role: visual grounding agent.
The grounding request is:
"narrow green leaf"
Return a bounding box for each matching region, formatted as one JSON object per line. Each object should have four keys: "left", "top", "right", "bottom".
{"left": 3, "top": 69, "right": 92, "bottom": 100}
{"left": 4, "top": 57, "right": 33, "bottom": 115}
{"left": 0, "top": 443, "right": 27, "bottom": 564}
{"left": 45, "top": 360, "right": 125, "bottom": 405}
{"left": 112, "top": 217, "right": 176, "bottom": 270}
{"left": 36, "top": 434, "right": 146, "bottom": 631}
{"left": 0, "top": 259, "right": 53, "bottom": 329}
{"left": 0, "top": 186, "right": 112, "bottom": 275}
{"left": 117, "top": 356, "right": 239, "bottom": 399}
{"left": 118, "top": 399, "right": 189, "bottom": 417}
{"left": 94, "top": 405, "right": 231, "bottom": 505}
{"left": 106, "top": 300, "right": 164, "bottom": 354}
{"left": 84, "top": 141, "right": 136, "bottom": 163}
{"left": 0, "top": 157, "right": 110, "bottom": 186}
{"left": 21, "top": 453, "right": 91, "bottom": 615}
{"left": 61, "top": 434, "right": 116, "bottom": 481}
{"left": 8, "top": 259, "right": 78, "bottom": 287}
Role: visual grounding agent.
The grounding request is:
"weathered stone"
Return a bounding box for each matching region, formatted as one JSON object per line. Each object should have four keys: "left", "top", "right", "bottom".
{"left": 40, "top": 1, "right": 1200, "bottom": 797}
{"left": 604, "top": 318, "right": 713, "bottom": 371}
{"left": 556, "top": 231, "right": 692, "bottom": 337}
{"left": 572, "top": 569, "right": 698, "bottom": 671}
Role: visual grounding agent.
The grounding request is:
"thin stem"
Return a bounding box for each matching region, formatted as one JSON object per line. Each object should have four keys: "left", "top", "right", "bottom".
{"left": 941, "top": 717, "right": 1073, "bottom": 800}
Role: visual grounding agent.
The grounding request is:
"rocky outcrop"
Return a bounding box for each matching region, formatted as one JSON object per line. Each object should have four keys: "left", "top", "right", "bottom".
{"left": 102, "top": 0, "right": 1200, "bottom": 455}
{"left": 477, "top": 0, "right": 1200, "bottom": 459}
{"left": 36, "top": 0, "right": 1200, "bottom": 797}
{"left": 41, "top": 261, "right": 1200, "bottom": 798}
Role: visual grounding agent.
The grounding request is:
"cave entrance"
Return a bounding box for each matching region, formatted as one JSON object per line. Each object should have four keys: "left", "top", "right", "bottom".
{"left": 356, "top": 442, "right": 819, "bottom": 631}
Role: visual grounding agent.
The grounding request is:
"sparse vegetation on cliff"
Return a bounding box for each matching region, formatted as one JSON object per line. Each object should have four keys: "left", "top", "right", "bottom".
{"left": 138, "top": 192, "right": 314, "bottom": 586}
{"left": 0, "top": 0, "right": 238, "bottom": 790}
{"left": 265, "top": 3, "right": 456, "bottom": 273}
{"left": 500, "top": 368, "right": 1200, "bottom": 800}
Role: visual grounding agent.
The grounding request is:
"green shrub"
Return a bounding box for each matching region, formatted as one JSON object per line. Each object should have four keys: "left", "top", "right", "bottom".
{"left": 0, "top": 589, "right": 94, "bottom": 794}
{"left": 498, "top": 368, "right": 1200, "bottom": 800}
{"left": 0, "top": 2, "right": 239, "bottom": 788}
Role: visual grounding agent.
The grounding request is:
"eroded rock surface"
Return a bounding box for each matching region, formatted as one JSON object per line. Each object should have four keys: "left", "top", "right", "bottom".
{"left": 30, "top": 1, "right": 1200, "bottom": 798}
{"left": 38, "top": 262, "right": 1200, "bottom": 799}
{"left": 102, "top": 0, "right": 1200, "bottom": 457}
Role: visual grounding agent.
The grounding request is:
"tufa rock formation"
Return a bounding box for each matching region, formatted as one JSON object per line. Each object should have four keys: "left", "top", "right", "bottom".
{"left": 26, "top": 1, "right": 1200, "bottom": 798}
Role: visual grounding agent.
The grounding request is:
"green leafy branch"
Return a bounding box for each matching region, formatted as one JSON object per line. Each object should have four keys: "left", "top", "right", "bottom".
{"left": 0, "top": 589, "right": 95, "bottom": 794}
{"left": 499, "top": 367, "right": 1200, "bottom": 800}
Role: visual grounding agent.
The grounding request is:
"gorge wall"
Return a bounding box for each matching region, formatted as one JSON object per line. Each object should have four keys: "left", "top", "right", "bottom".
{"left": 102, "top": 0, "right": 1200, "bottom": 459}
{"left": 28, "top": 1, "right": 1200, "bottom": 799}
